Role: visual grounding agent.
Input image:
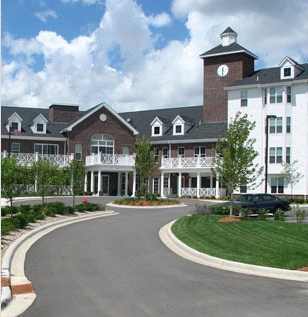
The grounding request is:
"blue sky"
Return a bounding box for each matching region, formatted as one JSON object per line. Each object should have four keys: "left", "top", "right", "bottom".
{"left": 2, "top": 0, "right": 308, "bottom": 112}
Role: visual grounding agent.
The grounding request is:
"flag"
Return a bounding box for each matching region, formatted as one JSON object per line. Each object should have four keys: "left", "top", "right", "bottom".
{"left": 9, "top": 127, "right": 22, "bottom": 136}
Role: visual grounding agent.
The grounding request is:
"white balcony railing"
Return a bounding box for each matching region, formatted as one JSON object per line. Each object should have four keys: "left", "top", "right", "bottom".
{"left": 161, "top": 156, "right": 215, "bottom": 169}
{"left": 85, "top": 153, "right": 135, "bottom": 167}
{"left": 1, "top": 151, "right": 73, "bottom": 167}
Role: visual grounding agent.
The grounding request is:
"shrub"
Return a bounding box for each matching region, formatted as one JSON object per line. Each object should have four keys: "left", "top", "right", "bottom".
{"left": 274, "top": 210, "right": 285, "bottom": 221}
{"left": 239, "top": 207, "right": 252, "bottom": 219}
{"left": 74, "top": 204, "right": 87, "bottom": 212}
{"left": 195, "top": 203, "right": 208, "bottom": 215}
{"left": 1, "top": 218, "right": 16, "bottom": 235}
{"left": 258, "top": 208, "right": 269, "bottom": 220}
{"left": 295, "top": 209, "right": 307, "bottom": 223}
{"left": 210, "top": 204, "right": 242, "bottom": 216}
{"left": 19, "top": 205, "right": 32, "bottom": 213}
{"left": 145, "top": 192, "right": 159, "bottom": 201}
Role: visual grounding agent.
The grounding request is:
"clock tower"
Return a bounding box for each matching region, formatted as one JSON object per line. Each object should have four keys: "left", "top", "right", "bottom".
{"left": 200, "top": 27, "right": 258, "bottom": 123}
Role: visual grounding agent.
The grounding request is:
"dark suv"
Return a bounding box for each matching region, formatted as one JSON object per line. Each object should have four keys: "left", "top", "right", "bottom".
{"left": 227, "top": 193, "right": 290, "bottom": 213}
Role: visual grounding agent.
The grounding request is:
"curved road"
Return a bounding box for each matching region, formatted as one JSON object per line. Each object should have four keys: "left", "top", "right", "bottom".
{"left": 18, "top": 199, "right": 307, "bottom": 317}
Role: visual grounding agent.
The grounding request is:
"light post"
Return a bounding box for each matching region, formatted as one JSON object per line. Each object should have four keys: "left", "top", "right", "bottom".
{"left": 264, "top": 115, "right": 277, "bottom": 193}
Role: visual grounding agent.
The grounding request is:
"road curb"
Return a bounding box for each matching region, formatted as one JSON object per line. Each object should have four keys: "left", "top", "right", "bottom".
{"left": 159, "top": 219, "right": 308, "bottom": 282}
{"left": 1, "top": 211, "right": 118, "bottom": 316}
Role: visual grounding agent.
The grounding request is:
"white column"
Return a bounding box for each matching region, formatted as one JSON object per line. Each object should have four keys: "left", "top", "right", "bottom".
{"left": 98, "top": 170, "right": 102, "bottom": 195}
{"left": 90, "top": 171, "right": 94, "bottom": 193}
{"left": 215, "top": 172, "right": 220, "bottom": 199}
{"left": 197, "top": 172, "right": 200, "bottom": 198}
{"left": 125, "top": 172, "right": 128, "bottom": 196}
{"left": 131, "top": 170, "right": 136, "bottom": 197}
{"left": 84, "top": 172, "right": 88, "bottom": 192}
{"left": 160, "top": 172, "right": 165, "bottom": 197}
{"left": 178, "top": 172, "right": 182, "bottom": 197}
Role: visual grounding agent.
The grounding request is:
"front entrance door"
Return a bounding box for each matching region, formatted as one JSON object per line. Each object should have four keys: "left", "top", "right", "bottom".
{"left": 102, "top": 175, "right": 109, "bottom": 196}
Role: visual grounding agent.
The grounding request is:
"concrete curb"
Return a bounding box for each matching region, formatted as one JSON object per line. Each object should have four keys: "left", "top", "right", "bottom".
{"left": 1, "top": 211, "right": 118, "bottom": 316}
{"left": 159, "top": 219, "right": 308, "bottom": 282}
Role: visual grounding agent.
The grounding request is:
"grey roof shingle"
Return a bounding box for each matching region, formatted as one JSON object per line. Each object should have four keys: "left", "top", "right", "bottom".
{"left": 228, "top": 63, "right": 308, "bottom": 87}
{"left": 200, "top": 42, "right": 258, "bottom": 60}
{"left": 120, "top": 106, "right": 226, "bottom": 142}
{"left": 1, "top": 106, "right": 67, "bottom": 138}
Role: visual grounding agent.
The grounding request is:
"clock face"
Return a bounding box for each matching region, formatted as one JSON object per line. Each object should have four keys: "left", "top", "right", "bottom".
{"left": 217, "top": 64, "right": 229, "bottom": 77}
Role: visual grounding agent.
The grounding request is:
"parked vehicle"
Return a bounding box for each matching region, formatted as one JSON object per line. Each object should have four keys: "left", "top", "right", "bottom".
{"left": 221, "top": 193, "right": 290, "bottom": 213}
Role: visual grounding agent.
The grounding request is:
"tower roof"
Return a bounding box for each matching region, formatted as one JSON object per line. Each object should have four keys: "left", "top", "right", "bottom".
{"left": 200, "top": 27, "right": 258, "bottom": 60}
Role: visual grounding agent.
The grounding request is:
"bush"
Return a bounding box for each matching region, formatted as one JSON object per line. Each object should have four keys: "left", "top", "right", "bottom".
{"left": 1, "top": 218, "right": 16, "bottom": 235}
{"left": 74, "top": 204, "right": 87, "bottom": 212}
{"left": 274, "top": 210, "right": 285, "bottom": 221}
{"left": 210, "top": 204, "right": 242, "bottom": 216}
{"left": 258, "top": 208, "right": 269, "bottom": 220}
{"left": 239, "top": 207, "right": 252, "bottom": 219}
{"left": 195, "top": 203, "right": 208, "bottom": 215}
{"left": 295, "top": 209, "right": 307, "bottom": 223}
{"left": 19, "top": 205, "right": 32, "bottom": 213}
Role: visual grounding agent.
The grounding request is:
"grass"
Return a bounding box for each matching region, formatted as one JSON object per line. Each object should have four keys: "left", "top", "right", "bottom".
{"left": 171, "top": 215, "right": 308, "bottom": 270}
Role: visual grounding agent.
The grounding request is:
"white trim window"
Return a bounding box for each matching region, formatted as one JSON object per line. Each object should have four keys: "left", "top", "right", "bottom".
{"left": 178, "top": 147, "right": 185, "bottom": 157}
{"left": 34, "top": 144, "right": 59, "bottom": 154}
{"left": 75, "top": 144, "right": 82, "bottom": 160}
{"left": 194, "top": 146, "right": 206, "bottom": 157}
{"left": 91, "top": 134, "right": 114, "bottom": 154}
{"left": 240, "top": 91, "right": 248, "bottom": 107}
{"left": 269, "top": 147, "right": 283, "bottom": 164}
{"left": 269, "top": 117, "right": 283, "bottom": 133}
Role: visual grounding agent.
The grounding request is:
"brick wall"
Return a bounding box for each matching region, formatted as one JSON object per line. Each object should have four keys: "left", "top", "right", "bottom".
{"left": 49, "top": 104, "right": 79, "bottom": 123}
{"left": 203, "top": 53, "right": 255, "bottom": 123}
{"left": 66, "top": 107, "right": 136, "bottom": 158}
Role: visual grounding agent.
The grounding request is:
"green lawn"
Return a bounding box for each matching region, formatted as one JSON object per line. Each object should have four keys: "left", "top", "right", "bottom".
{"left": 171, "top": 215, "right": 308, "bottom": 270}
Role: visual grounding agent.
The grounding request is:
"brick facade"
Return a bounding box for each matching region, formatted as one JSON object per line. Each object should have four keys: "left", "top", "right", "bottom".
{"left": 203, "top": 53, "right": 255, "bottom": 123}
{"left": 49, "top": 104, "right": 79, "bottom": 123}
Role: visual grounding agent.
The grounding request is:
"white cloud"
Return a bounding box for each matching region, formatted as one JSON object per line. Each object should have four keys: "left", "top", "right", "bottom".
{"left": 2, "top": 0, "right": 308, "bottom": 113}
{"left": 61, "top": 0, "right": 104, "bottom": 5}
{"left": 35, "top": 9, "right": 58, "bottom": 23}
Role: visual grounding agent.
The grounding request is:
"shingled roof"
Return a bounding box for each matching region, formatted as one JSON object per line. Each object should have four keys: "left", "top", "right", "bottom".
{"left": 120, "top": 106, "right": 226, "bottom": 143}
{"left": 227, "top": 63, "right": 308, "bottom": 88}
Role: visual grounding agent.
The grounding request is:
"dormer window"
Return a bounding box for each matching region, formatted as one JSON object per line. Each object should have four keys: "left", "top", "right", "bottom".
{"left": 154, "top": 126, "right": 161, "bottom": 136}
{"left": 175, "top": 124, "right": 182, "bottom": 134}
{"left": 279, "top": 57, "right": 304, "bottom": 80}
{"left": 150, "top": 116, "right": 170, "bottom": 137}
{"left": 6, "top": 112, "right": 23, "bottom": 134}
{"left": 283, "top": 67, "right": 291, "bottom": 77}
{"left": 30, "top": 114, "right": 48, "bottom": 134}
{"left": 172, "top": 115, "right": 193, "bottom": 136}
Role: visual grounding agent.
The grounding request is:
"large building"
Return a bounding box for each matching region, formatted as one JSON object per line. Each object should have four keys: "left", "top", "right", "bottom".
{"left": 2, "top": 28, "right": 308, "bottom": 197}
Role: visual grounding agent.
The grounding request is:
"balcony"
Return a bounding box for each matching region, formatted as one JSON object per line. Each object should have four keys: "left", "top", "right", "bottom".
{"left": 161, "top": 156, "right": 215, "bottom": 171}
{"left": 1, "top": 151, "right": 73, "bottom": 167}
{"left": 85, "top": 153, "right": 135, "bottom": 170}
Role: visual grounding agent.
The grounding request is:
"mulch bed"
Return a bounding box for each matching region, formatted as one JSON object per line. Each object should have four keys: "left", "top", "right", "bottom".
{"left": 218, "top": 217, "right": 242, "bottom": 222}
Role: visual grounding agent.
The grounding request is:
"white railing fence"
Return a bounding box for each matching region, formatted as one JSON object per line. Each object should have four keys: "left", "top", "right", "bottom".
{"left": 85, "top": 153, "right": 135, "bottom": 166}
{"left": 161, "top": 156, "right": 214, "bottom": 169}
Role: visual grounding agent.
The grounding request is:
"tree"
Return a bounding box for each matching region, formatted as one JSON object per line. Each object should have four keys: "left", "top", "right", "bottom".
{"left": 66, "top": 159, "right": 86, "bottom": 208}
{"left": 134, "top": 136, "right": 156, "bottom": 198}
{"left": 213, "top": 112, "right": 263, "bottom": 217}
{"left": 31, "top": 159, "right": 60, "bottom": 208}
{"left": 281, "top": 160, "right": 303, "bottom": 198}
{"left": 1, "top": 157, "right": 28, "bottom": 217}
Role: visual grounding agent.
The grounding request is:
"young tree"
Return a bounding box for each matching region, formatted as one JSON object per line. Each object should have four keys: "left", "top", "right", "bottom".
{"left": 134, "top": 136, "right": 156, "bottom": 198}
{"left": 31, "top": 159, "right": 60, "bottom": 209}
{"left": 66, "top": 159, "right": 86, "bottom": 208}
{"left": 213, "top": 112, "right": 263, "bottom": 217}
{"left": 281, "top": 160, "right": 303, "bottom": 198}
{"left": 1, "top": 157, "right": 28, "bottom": 217}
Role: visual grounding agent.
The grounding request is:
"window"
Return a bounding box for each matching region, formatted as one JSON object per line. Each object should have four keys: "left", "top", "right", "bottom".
{"left": 11, "top": 122, "right": 19, "bottom": 130}
{"left": 194, "top": 146, "right": 206, "bottom": 157}
{"left": 287, "top": 87, "right": 292, "bottom": 103}
{"left": 11, "top": 143, "right": 20, "bottom": 153}
{"left": 286, "top": 117, "right": 291, "bottom": 133}
{"left": 75, "top": 144, "right": 82, "bottom": 160}
{"left": 122, "top": 147, "right": 129, "bottom": 155}
{"left": 153, "top": 178, "right": 159, "bottom": 193}
{"left": 162, "top": 147, "right": 168, "bottom": 158}
{"left": 154, "top": 126, "right": 160, "bottom": 135}
{"left": 269, "top": 87, "right": 283, "bottom": 103}
{"left": 284, "top": 68, "right": 291, "bottom": 77}
{"left": 271, "top": 177, "right": 284, "bottom": 194}
{"left": 37, "top": 123, "right": 44, "bottom": 132}
{"left": 178, "top": 147, "right": 185, "bottom": 157}
{"left": 91, "top": 134, "right": 114, "bottom": 154}
{"left": 269, "top": 147, "right": 283, "bottom": 163}
{"left": 154, "top": 148, "right": 159, "bottom": 161}
{"left": 175, "top": 125, "right": 182, "bottom": 133}
{"left": 269, "top": 117, "right": 282, "bottom": 133}
{"left": 34, "top": 144, "right": 59, "bottom": 154}
{"left": 240, "top": 91, "right": 248, "bottom": 107}
{"left": 286, "top": 147, "right": 291, "bottom": 164}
